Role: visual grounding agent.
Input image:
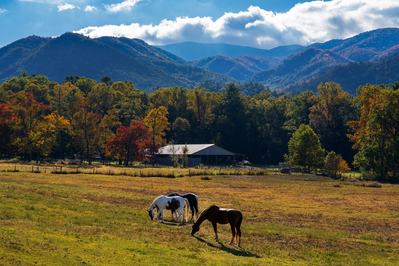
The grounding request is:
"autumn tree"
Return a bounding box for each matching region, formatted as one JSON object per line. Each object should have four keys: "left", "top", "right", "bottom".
{"left": 9, "top": 91, "right": 51, "bottom": 160}
{"left": 144, "top": 106, "right": 170, "bottom": 155}
{"left": 285, "top": 124, "right": 325, "bottom": 171}
{"left": 71, "top": 103, "right": 102, "bottom": 164}
{"left": 105, "top": 121, "right": 151, "bottom": 165}
{"left": 99, "top": 109, "right": 122, "bottom": 155}
{"left": 348, "top": 84, "right": 399, "bottom": 180}
{"left": 29, "top": 114, "right": 72, "bottom": 162}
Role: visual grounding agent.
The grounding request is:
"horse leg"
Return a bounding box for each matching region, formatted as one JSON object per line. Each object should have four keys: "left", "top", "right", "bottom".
{"left": 175, "top": 209, "right": 182, "bottom": 223}
{"left": 190, "top": 207, "right": 194, "bottom": 221}
{"left": 237, "top": 226, "right": 241, "bottom": 247}
{"left": 212, "top": 222, "right": 218, "bottom": 241}
{"left": 161, "top": 210, "right": 164, "bottom": 223}
{"left": 229, "top": 224, "right": 236, "bottom": 245}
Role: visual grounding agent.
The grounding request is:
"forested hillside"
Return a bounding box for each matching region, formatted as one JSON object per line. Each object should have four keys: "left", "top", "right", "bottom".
{"left": 287, "top": 53, "right": 399, "bottom": 95}
{"left": 1, "top": 73, "right": 398, "bottom": 180}
{"left": 0, "top": 33, "right": 236, "bottom": 92}
{"left": 250, "top": 48, "right": 351, "bottom": 89}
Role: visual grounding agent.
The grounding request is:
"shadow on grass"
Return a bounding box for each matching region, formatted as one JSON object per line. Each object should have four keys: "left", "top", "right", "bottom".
{"left": 193, "top": 236, "right": 261, "bottom": 258}
{"left": 160, "top": 220, "right": 191, "bottom": 227}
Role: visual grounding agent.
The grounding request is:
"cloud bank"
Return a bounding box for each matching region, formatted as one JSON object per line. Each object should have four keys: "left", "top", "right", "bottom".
{"left": 75, "top": 0, "right": 399, "bottom": 49}
{"left": 0, "top": 8, "right": 7, "bottom": 15}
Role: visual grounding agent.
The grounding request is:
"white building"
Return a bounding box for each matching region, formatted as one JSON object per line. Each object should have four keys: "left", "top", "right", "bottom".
{"left": 155, "top": 144, "right": 243, "bottom": 166}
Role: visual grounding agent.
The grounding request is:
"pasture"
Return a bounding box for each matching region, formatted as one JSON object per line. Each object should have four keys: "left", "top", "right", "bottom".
{"left": 0, "top": 167, "right": 398, "bottom": 265}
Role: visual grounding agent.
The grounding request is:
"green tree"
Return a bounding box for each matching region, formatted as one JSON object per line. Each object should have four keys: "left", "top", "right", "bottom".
{"left": 171, "top": 117, "right": 191, "bottom": 144}
{"left": 324, "top": 151, "right": 340, "bottom": 178}
{"left": 285, "top": 124, "right": 325, "bottom": 171}
{"left": 309, "top": 82, "right": 358, "bottom": 164}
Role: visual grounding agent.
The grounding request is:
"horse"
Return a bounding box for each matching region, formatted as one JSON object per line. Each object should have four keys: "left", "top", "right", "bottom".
{"left": 147, "top": 195, "right": 190, "bottom": 223}
{"left": 168, "top": 192, "right": 199, "bottom": 221}
{"left": 190, "top": 205, "right": 242, "bottom": 247}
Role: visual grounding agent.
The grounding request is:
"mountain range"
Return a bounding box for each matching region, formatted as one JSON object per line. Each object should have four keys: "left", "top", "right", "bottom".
{"left": 162, "top": 28, "right": 399, "bottom": 91}
{"left": 0, "top": 33, "right": 236, "bottom": 92}
{"left": 1, "top": 28, "right": 399, "bottom": 94}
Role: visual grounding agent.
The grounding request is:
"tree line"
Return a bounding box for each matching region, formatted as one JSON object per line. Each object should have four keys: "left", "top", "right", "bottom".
{"left": 0, "top": 73, "right": 398, "bottom": 181}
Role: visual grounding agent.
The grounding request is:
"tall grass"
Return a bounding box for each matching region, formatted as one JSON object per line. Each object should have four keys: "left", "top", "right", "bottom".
{"left": 0, "top": 162, "right": 269, "bottom": 178}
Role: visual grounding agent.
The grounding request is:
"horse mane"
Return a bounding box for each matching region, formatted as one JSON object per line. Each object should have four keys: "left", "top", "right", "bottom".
{"left": 198, "top": 204, "right": 218, "bottom": 217}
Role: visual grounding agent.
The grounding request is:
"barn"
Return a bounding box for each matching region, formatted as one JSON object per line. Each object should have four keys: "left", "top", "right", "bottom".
{"left": 154, "top": 144, "right": 244, "bottom": 166}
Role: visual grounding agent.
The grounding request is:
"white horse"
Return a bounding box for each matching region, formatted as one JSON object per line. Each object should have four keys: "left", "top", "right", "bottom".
{"left": 147, "top": 195, "right": 190, "bottom": 223}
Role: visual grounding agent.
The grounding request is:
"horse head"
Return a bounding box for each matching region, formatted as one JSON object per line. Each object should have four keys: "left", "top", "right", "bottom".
{"left": 190, "top": 222, "right": 200, "bottom": 236}
{"left": 147, "top": 209, "right": 154, "bottom": 220}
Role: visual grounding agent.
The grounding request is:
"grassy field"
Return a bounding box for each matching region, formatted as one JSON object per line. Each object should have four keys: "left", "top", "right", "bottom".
{"left": 0, "top": 166, "right": 398, "bottom": 265}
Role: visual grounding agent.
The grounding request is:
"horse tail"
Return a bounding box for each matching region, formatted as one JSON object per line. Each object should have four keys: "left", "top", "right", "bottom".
{"left": 184, "top": 198, "right": 190, "bottom": 223}
{"left": 193, "top": 194, "right": 199, "bottom": 218}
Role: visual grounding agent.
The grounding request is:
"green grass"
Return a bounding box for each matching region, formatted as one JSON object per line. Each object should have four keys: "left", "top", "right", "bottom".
{"left": 0, "top": 166, "right": 398, "bottom": 265}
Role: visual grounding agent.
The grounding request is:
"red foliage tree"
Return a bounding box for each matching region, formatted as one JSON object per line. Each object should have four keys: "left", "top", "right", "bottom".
{"left": 105, "top": 121, "right": 152, "bottom": 165}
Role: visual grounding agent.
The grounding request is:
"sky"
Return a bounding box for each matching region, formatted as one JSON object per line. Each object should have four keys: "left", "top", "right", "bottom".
{"left": 1, "top": 0, "right": 399, "bottom": 49}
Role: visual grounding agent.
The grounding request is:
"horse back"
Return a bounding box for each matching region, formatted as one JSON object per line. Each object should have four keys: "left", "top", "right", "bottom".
{"left": 212, "top": 208, "right": 241, "bottom": 225}
{"left": 164, "top": 196, "right": 184, "bottom": 210}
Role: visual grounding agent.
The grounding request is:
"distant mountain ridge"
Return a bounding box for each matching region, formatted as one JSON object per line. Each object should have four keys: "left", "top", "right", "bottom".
{"left": 158, "top": 42, "right": 304, "bottom": 61}
{"left": 250, "top": 48, "right": 351, "bottom": 88}
{"left": 0, "top": 33, "right": 236, "bottom": 91}
{"left": 190, "top": 55, "right": 282, "bottom": 81}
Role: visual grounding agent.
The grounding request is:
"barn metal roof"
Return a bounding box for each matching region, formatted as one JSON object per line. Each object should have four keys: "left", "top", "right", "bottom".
{"left": 157, "top": 144, "right": 235, "bottom": 156}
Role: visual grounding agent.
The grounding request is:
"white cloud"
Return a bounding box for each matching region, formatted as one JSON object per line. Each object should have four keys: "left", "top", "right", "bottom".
{"left": 58, "top": 3, "right": 76, "bottom": 11}
{"left": 84, "top": 5, "right": 97, "bottom": 12}
{"left": 76, "top": 0, "right": 399, "bottom": 49}
{"left": 104, "top": 0, "right": 142, "bottom": 12}
{"left": 0, "top": 8, "right": 7, "bottom": 15}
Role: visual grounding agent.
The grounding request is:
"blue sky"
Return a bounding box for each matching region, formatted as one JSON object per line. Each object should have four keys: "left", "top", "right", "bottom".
{"left": 1, "top": 0, "right": 399, "bottom": 48}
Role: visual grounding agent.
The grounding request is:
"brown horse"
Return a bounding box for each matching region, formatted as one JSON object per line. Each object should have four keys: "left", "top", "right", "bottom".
{"left": 190, "top": 205, "right": 242, "bottom": 247}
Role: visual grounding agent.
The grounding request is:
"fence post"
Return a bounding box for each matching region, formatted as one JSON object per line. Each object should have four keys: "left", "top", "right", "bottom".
{"left": 32, "top": 166, "right": 33, "bottom": 173}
